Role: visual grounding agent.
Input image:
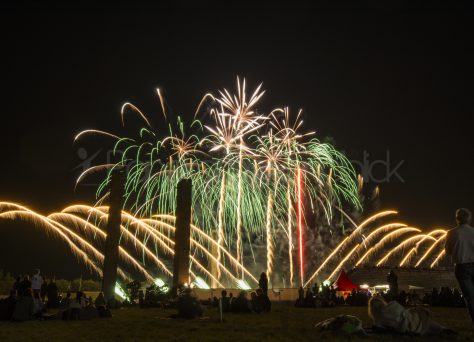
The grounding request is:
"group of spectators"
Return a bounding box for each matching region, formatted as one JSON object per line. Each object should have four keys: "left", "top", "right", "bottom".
{"left": 0, "top": 269, "right": 111, "bottom": 321}
{"left": 294, "top": 269, "right": 467, "bottom": 310}
{"left": 212, "top": 288, "right": 271, "bottom": 314}
{"left": 210, "top": 273, "right": 272, "bottom": 314}
{"left": 13, "top": 271, "right": 59, "bottom": 306}
{"left": 60, "top": 291, "right": 111, "bottom": 320}
{"left": 295, "top": 283, "right": 372, "bottom": 308}
{"left": 175, "top": 274, "right": 272, "bottom": 319}
{"left": 421, "top": 287, "right": 465, "bottom": 307}
{"left": 346, "top": 289, "right": 371, "bottom": 306}
{"left": 0, "top": 269, "right": 55, "bottom": 321}
{"left": 385, "top": 287, "right": 466, "bottom": 308}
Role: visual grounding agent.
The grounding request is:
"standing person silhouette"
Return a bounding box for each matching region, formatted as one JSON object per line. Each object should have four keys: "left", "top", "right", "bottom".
{"left": 445, "top": 208, "right": 474, "bottom": 323}
{"left": 387, "top": 270, "right": 399, "bottom": 301}
{"left": 31, "top": 269, "right": 44, "bottom": 299}
{"left": 258, "top": 272, "right": 268, "bottom": 296}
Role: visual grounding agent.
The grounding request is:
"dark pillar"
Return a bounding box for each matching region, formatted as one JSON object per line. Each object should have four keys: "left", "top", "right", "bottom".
{"left": 172, "top": 178, "right": 192, "bottom": 295}
{"left": 102, "top": 168, "right": 125, "bottom": 302}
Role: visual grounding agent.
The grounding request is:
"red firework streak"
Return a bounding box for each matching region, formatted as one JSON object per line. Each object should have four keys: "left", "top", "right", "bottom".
{"left": 296, "top": 166, "right": 304, "bottom": 286}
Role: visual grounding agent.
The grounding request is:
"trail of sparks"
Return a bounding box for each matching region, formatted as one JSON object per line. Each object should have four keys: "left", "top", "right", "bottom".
{"left": 0, "top": 203, "right": 248, "bottom": 287}
{"left": 415, "top": 233, "right": 447, "bottom": 267}
{"left": 304, "top": 211, "right": 398, "bottom": 287}
{"left": 326, "top": 244, "right": 360, "bottom": 282}
{"left": 398, "top": 230, "right": 446, "bottom": 267}
{"left": 287, "top": 182, "right": 294, "bottom": 287}
{"left": 236, "top": 147, "right": 244, "bottom": 276}
{"left": 430, "top": 250, "right": 446, "bottom": 268}
{"left": 152, "top": 214, "right": 258, "bottom": 283}
{"left": 0, "top": 202, "right": 450, "bottom": 286}
{"left": 217, "top": 172, "right": 226, "bottom": 281}
{"left": 265, "top": 173, "right": 275, "bottom": 283}
{"left": 297, "top": 166, "right": 304, "bottom": 286}
{"left": 354, "top": 227, "right": 421, "bottom": 267}
{"left": 376, "top": 234, "right": 436, "bottom": 267}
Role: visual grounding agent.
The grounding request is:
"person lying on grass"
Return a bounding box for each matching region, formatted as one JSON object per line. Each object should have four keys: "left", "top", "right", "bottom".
{"left": 368, "top": 295, "right": 453, "bottom": 336}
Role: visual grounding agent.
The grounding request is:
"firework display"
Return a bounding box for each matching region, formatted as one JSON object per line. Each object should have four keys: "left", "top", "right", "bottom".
{"left": 0, "top": 202, "right": 448, "bottom": 289}
{"left": 0, "top": 79, "right": 450, "bottom": 288}
{"left": 74, "top": 78, "right": 361, "bottom": 286}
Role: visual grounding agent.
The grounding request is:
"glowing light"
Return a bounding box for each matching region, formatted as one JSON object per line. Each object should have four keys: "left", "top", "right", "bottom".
{"left": 154, "top": 278, "right": 166, "bottom": 287}
{"left": 193, "top": 277, "right": 211, "bottom": 289}
{"left": 115, "top": 283, "right": 128, "bottom": 300}
{"left": 236, "top": 279, "right": 252, "bottom": 290}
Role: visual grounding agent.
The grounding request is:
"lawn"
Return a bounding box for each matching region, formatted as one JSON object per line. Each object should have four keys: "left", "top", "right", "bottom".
{"left": 0, "top": 304, "right": 472, "bottom": 341}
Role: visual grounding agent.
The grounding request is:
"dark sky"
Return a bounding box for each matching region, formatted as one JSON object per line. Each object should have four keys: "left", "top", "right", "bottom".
{"left": 1, "top": 2, "right": 473, "bottom": 277}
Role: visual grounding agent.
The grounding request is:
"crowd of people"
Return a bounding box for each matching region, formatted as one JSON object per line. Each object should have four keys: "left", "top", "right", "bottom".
{"left": 11, "top": 271, "right": 59, "bottom": 309}
{"left": 211, "top": 288, "right": 271, "bottom": 314}
{"left": 169, "top": 274, "right": 273, "bottom": 319}
{"left": 421, "top": 287, "right": 465, "bottom": 307}
{"left": 294, "top": 283, "right": 371, "bottom": 308}
{"left": 0, "top": 269, "right": 111, "bottom": 321}
{"left": 210, "top": 273, "right": 272, "bottom": 314}
{"left": 293, "top": 273, "right": 467, "bottom": 310}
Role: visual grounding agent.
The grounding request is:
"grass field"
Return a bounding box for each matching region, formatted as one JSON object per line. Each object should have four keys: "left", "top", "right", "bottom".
{"left": 0, "top": 304, "right": 472, "bottom": 341}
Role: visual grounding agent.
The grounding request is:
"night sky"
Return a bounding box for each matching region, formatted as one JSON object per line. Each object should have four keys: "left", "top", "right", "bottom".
{"left": 1, "top": 2, "right": 473, "bottom": 277}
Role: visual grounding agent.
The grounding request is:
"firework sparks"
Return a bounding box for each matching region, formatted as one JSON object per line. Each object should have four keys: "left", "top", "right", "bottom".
{"left": 1, "top": 202, "right": 450, "bottom": 285}
{"left": 297, "top": 165, "right": 304, "bottom": 286}
{"left": 65, "top": 78, "right": 363, "bottom": 285}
